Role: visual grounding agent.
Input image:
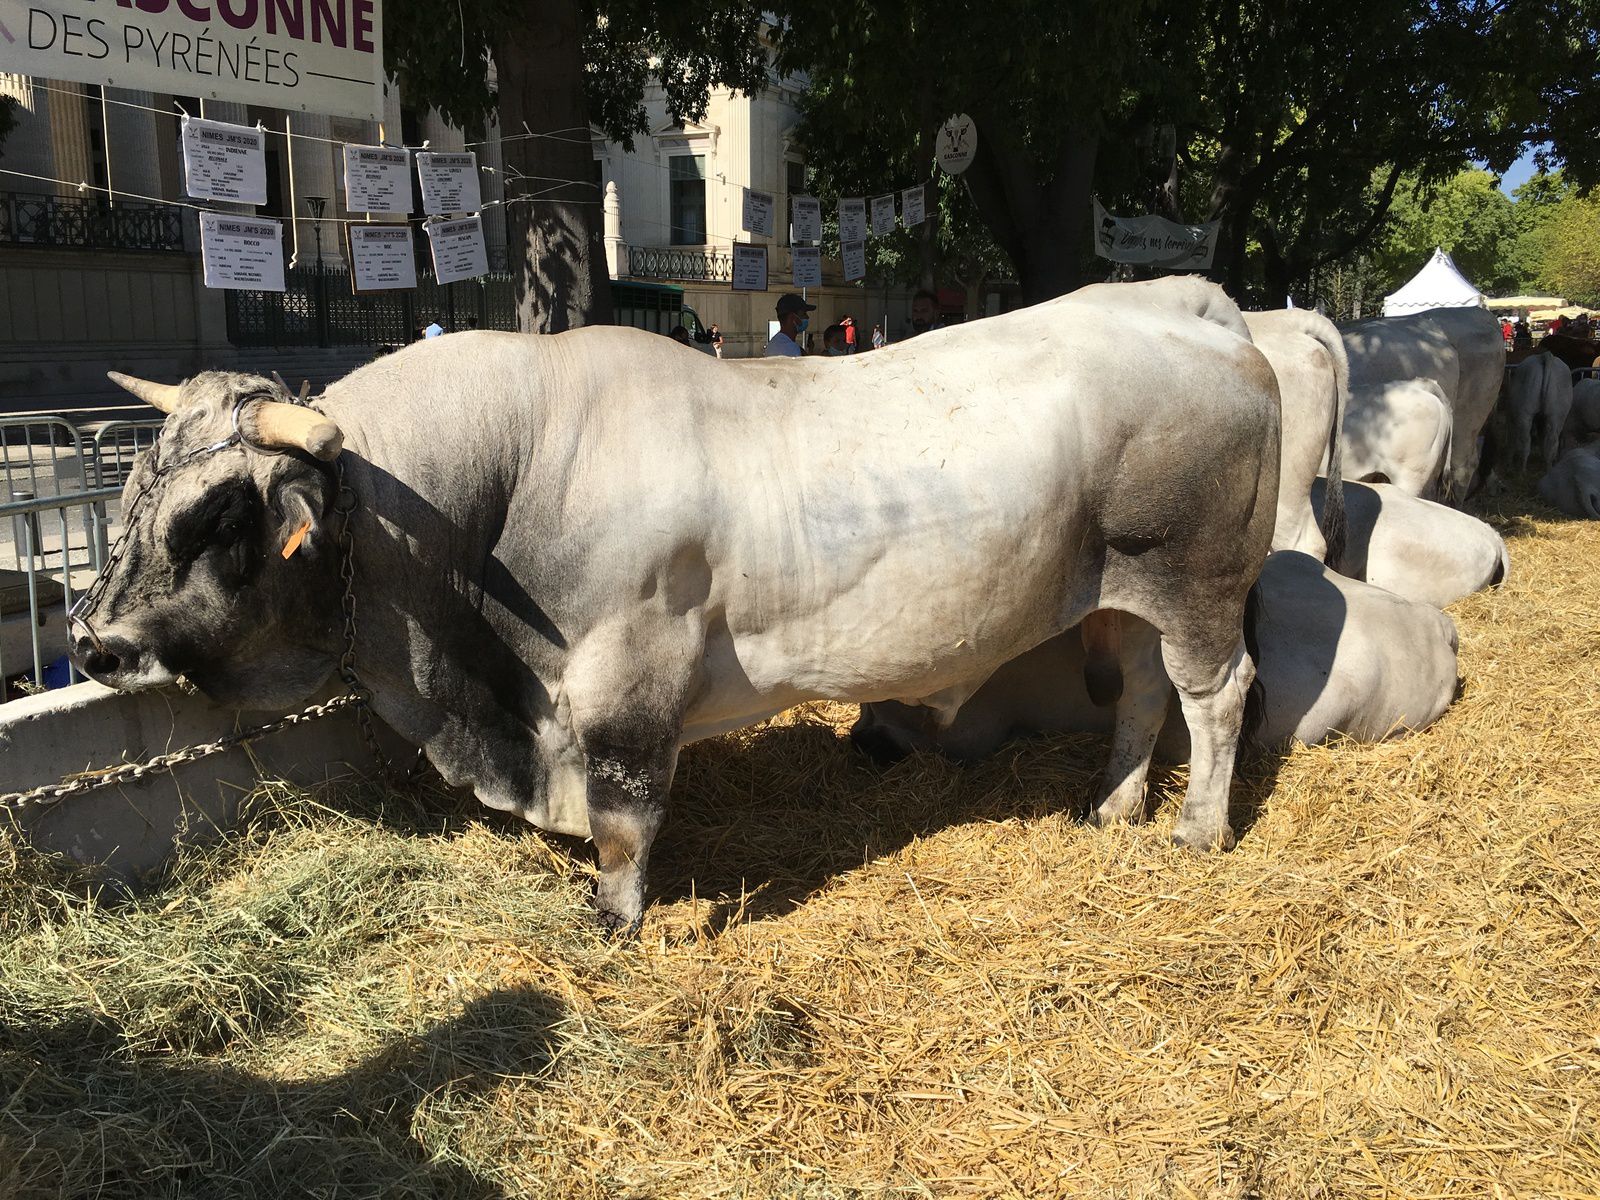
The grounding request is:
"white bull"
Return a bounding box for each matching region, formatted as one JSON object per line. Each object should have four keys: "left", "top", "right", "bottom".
{"left": 1342, "top": 306, "right": 1503, "bottom": 500}
{"left": 851, "top": 550, "right": 1459, "bottom": 765}
{"left": 1502, "top": 352, "right": 1574, "bottom": 473}
{"left": 1562, "top": 376, "right": 1600, "bottom": 448}
{"left": 1311, "top": 478, "right": 1508, "bottom": 608}
{"left": 80, "top": 292, "right": 1281, "bottom": 932}
{"left": 1537, "top": 446, "right": 1600, "bottom": 519}
{"left": 1340, "top": 378, "right": 1453, "bottom": 497}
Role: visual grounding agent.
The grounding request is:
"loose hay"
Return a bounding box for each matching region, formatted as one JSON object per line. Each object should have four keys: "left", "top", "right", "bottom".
{"left": 3, "top": 495, "right": 1598, "bottom": 1199}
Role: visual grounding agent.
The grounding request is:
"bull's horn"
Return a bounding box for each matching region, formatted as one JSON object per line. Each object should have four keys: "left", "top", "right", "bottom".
{"left": 245, "top": 400, "right": 345, "bottom": 462}
{"left": 107, "top": 372, "right": 183, "bottom": 413}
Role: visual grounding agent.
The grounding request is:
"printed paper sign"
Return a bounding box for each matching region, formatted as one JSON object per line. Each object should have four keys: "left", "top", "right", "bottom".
{"left": 792, "top": 246, "right": 822, "bottom": 289}
{"left": 180, "top": 117, "right": 267, "bottom": 204}
{"left": 1092, "top": 198, "right": 1218, "bottom": 271}
{"left": 742, "top": 188, "right": 776, "bottom": 238}
{"left": 902, "top": 185, "right": 926, "bottom": 228}
{"left": 731, "top": 243, "right": 769, "bottom": 292}
{"left": 842, "top": 239, "right": 866, "bottom": 283}
{"left": 199, "top": 212, "right": 284, "bottom": 291}
{"left": 343, "top": 145, "right": 411, "bottom": 213}
{"left": 839, "top": 198, "right": 867, "bottom": 243}
{"left": 416, "top": 151, "right": 482, "bottom": 215}
{"left": 870, "top": 194, "right": 897, "bottom": 236}
{"left": 937, "top": 114, "right": 978, "bottom": 175}
{"left": 0, "top": 0, "right": 385, "bottom": 121}
{"left": 790, "top": 196, "right": 822, "bottom": 244}
{"left": 426, "top": 215, "right": 489, "bottom": 284}
{"left": 348, "top": 225, "right": 417, "bottom": 292}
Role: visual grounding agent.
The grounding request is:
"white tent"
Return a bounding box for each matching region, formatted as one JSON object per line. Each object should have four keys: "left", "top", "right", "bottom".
{"left": 1382, "top": 247, "right": 1486, "bottom": 316}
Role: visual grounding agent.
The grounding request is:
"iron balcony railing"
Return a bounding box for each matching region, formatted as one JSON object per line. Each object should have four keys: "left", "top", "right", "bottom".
{"left": 0, "top": 190, "right": 188, "bottom": 253}
{"left": 629, "top": 245, "right": 734, "bottom": 283}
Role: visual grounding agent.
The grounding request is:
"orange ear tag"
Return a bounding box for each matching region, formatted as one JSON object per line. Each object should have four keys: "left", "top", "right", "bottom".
{"left": 281, "top": 519, "right": 313, "bottom": 559}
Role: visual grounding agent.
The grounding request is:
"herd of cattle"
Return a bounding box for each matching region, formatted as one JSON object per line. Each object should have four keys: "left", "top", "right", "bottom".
{"left": 79, "top": 279, "right": 1592, "bottom": 931}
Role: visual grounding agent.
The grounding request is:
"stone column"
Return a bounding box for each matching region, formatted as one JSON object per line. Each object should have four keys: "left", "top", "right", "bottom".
{"left": 288, "top": 113, "right": 342, "bottom": 267}
{"left": 46, "top": 82, "right": 93, "bottom": 198}
{"left": 103, "top": 89, "right": 164, "bottom": 200}
{"left": 0, "top": 76, "right": 57, "bottom": 191}
{"left": 422, "top": 108, "right": 465, "bottom": 153}
{"left": 603, "top": 181, "right": 625, "bottom": 280}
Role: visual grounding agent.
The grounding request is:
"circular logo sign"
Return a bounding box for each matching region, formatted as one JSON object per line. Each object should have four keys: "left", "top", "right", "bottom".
{"left": 937, "top": 114, "right": 978, "bottom": 175}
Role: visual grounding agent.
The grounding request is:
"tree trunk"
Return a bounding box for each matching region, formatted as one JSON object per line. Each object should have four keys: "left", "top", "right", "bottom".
{"left": 963, "top": 126, "right": 1098, "bottom": 304}
{"left": 493, "top": 0, "right": 612, "bottom": 332}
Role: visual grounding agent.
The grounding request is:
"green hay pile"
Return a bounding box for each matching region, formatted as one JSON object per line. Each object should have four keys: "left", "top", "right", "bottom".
{"left": 2, "top": 492, "right": 1598, "bottom": 1198}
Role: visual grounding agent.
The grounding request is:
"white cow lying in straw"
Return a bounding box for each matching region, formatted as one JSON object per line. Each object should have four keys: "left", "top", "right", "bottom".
{"left": 1564, "top": 376, "right": 1600, "bottom": 447}
{"left": 1312, "top": 478, "right": 1509, "bottom": 609}
{"left": 1340, "top": 378, "right": 1453, "bottom": 498}
{"left": 851, "top": 551, "right": 1460, "bottom": 766}
{"left": 1537, "top": 446, "right": 1600, "bottom": 519}
{"left": 1502, "top": 352, "right": 1574, "bottom": 473}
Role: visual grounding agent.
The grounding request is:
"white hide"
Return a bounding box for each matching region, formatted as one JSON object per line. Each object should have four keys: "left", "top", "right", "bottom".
{"left": 1341, "top": 306, "right": 1503, "bottom": 500}
{"left": 1242, "top": 309, "right": 1349, "bottom": 563}
{"left": 1312, "top": 477, "right": 1508, "bottom": 609}
{"left": 1563, "top": 376, "right": 1600, "bottom": 445}
{"left": 1503, "top": 353, "right": 1574, "bottom": 473}
{"left": 1341, "top": 378, "right": 1453, "bottom": 497}
{"left": 1537, "top": 446, "right": 1600, "bottom": 519}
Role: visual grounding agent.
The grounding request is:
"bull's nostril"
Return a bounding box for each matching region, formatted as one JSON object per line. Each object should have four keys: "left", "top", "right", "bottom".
{"left": 84, "top": 647, "right": 122, "bottom": 676}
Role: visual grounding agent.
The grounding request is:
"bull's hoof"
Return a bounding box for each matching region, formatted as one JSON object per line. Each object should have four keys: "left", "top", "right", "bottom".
{"left": 1171, "top": 823, "right": 1236, "bottom": 852}
{"left": 1089, "top": 799, "right": 1148, "bottom": 828}
{"left": 593, "top": 907, "right": 643, "bottom": 940}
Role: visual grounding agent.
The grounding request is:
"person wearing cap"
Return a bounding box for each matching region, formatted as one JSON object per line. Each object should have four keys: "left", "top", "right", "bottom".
{"left": 766, "top": 293, "right": 815, "bottom": 357}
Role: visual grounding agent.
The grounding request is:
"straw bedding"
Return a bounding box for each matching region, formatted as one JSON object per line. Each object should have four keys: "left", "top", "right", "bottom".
{"left": 2, "top": 493, "right": 1597, "bottom": 1198}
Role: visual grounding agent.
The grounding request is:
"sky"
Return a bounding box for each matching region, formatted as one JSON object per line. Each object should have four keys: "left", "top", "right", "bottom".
{"left": 1496, "top": 145, "right": 1549, "bottom": 197}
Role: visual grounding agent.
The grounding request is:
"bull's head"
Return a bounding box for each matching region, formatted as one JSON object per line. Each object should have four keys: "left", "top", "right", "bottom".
{"left": 69, "top": 371, "right": 348, "bottom": 708}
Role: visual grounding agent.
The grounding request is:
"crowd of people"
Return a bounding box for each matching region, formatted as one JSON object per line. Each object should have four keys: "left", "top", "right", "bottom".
{"left": 762, "top": 289, "right": 944, "bottom": 358}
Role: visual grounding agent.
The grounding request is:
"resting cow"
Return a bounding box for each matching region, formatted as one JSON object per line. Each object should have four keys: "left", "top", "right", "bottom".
{"left": 1312, "top": 478, "right": 1508, "bottom": 609}
{"left": 1341, "top": 306, "right": 1503, "bottom": 500}
{"left": 1501, "top": 352, "right": 1574, "bottom": 474}
{"left": 74, "top": 299, "right": 1280, "bottom": 932}
{"left": 1537, "top": 446, "right": 1600, "bottom": 519}
{"left": 852, "top": 551, "right": 1459, "bottom": 765}
{"left": 1341, "top": 378, "right": 1453, "bottom": 497}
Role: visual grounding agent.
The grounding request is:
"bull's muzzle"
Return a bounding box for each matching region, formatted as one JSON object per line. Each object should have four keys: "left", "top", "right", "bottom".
{"left": 70, "top": 630, "right": 174, "bottom": 690}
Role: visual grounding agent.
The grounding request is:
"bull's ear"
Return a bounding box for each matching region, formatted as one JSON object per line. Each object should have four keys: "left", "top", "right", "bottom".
{"left": 272, "top": 471, "right": 333, "bottom": 562}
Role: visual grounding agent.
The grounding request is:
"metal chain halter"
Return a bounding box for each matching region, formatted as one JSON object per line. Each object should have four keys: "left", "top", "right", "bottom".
{"left": 2, "top": 386, "right": 420, "bottom": 815}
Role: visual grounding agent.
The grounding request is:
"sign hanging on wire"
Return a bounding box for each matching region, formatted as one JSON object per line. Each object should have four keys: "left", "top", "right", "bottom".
{"left": 0, "top": 0, "right": 387, "bottom": 121}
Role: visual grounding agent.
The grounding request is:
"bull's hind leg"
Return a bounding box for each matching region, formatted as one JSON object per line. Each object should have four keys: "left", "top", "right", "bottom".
{"left": 1161, "top": 631, "right": 1254, "bottom": 851}
{"left": 1089, "top": 615, "right": 1170, "bottom": 827}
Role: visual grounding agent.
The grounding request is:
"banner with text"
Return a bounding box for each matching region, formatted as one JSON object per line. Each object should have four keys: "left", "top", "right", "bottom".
{"left": 416, "top": 151, "right": 480, "bottom": 215}
{"left": 181, "top": 116, "right": 267, "bottom": 204}
{"left": 426, "top": 215, "right": 488, "bottom": 284}
{"left": 792, "top": 246, "right": 822, "bottom": 289}
{"left": 200, "top": 212, "right": 284, "bottom": 290}
{"left": 731, "top": 243, "right": 768, "bottom": 292}
{"left": 2, "top": 0, "right": 385, "bottom": 121}
{"left": 790, "top": 196, "right": 821, "bottom": 244}
{"left": 348, "top": 224, "right": 417, "bottom": 292}
{"left": 1092, "top": 199, "right": 1218, "bottom": 271}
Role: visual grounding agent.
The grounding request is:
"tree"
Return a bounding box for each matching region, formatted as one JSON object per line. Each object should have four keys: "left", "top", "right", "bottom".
{"left": 386, "top": 0, "right": 769, "bottom": 331}
{"left": 777, "top": 0, "right": 1600, "bottom": 308}
{"left": 775, "top": 2, "right": 1205, "bottom": 304}
{"left": 1536, "top": 195, "right": 1600, "bottom": 306}
{"left": 1373, "top": 169, "right": 1523, "bottom": 296}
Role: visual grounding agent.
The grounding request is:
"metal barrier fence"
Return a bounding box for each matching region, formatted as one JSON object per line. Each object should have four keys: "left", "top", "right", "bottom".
{"left": 226, "top": 263, "right": 520, "bottom": 347}
{"left": 1, "top": 415, "right": 145, "bottom": 699}
{"left": 1, "top": 486, "right": 119, "bottom": 696}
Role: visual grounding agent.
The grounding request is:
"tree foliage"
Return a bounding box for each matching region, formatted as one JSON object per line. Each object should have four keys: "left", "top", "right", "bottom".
{"left": 383, "top": 0, "right": 769, "bottom": 330}
{"left": 1374, "top": 170, "right": 1522, "bottom": 296}
{"left": 777, "top": 0, "right": 1600, "bottom": 306}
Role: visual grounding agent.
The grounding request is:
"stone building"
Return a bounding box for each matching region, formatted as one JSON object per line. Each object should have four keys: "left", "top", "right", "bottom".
{"left": 0, "top": 57, "right": 916, "bottom": 411}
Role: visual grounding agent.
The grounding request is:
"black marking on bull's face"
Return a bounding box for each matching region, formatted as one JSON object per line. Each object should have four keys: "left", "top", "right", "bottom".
{"left": 164, "top": 476, "right": 264, "bottom": 591}
{"left": 71, "top": 371, "right": 347, "bottom": 709}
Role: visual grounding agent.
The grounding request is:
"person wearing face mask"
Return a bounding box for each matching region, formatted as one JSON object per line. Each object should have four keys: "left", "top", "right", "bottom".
{"left": 765, "top": 293, "right": 816, "bottom": 357}
{"left": 822, "top": 324, "right": 849, "bottom": 356}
